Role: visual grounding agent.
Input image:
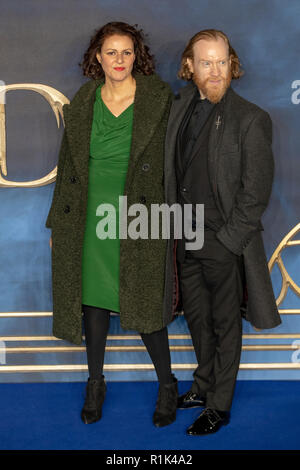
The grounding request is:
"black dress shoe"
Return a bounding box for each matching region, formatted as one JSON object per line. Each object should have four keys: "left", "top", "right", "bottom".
{"left": 187, "top": 408, "right": 230, "bottom": 435}
{"left": 81, "top": 376, "right": 106, "bottom": 424}
{"left": 177, "top": 390, "right": 206, "bottom": 409}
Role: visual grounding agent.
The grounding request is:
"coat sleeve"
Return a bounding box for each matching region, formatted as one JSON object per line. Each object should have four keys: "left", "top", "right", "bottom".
{"left": 216, "top": 110, "right": 274, "bottom": 255}
{"left": 45, "top": 130, "right": 68, "bottom": 228}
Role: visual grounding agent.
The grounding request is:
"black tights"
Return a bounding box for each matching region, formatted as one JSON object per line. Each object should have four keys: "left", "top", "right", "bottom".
{"left": 82, "top": 304, "right": 173, "bottom": 385}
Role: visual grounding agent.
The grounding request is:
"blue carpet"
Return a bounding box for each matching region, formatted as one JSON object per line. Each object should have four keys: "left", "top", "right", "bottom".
{"left": 0, "top": 381, "right": 299, "bottom": 450}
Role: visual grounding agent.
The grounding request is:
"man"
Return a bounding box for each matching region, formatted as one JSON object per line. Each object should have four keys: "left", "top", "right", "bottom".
{"left": 164, "top": 29, "right": 281, "bottom": 435}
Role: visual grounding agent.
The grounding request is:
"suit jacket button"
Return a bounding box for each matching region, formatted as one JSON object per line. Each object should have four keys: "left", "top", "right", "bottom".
{"left": 64, "top": 205, "right": 70, "bottom": 213}
{"left": 69, "top": 176, "right": 77, "bottom": 184}
{"left": 140, "top": 196, "right": 146, "bottom": 204}
{"left": 181, "top": 187, "right": 187, "bottom": 193}
{"left": 142, "top": 163, "right": 150, "bottom": 172}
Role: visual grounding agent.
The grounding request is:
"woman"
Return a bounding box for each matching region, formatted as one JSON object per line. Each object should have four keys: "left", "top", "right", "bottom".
{"left": 46, "top": 22, "right": 178, "bottom": 426}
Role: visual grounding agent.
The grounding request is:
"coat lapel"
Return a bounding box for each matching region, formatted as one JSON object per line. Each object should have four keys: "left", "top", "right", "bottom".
{"left": 164, "top": 83, "right": 196, "bottom": 180}
{"left": 63, "top": 79, "right": 103, "bottom": 186}
{"left": 164, "top": 82, "right": 197, "bottom": 206}
{"left": 124, "top": 74, "right": 171, "bottom": 189}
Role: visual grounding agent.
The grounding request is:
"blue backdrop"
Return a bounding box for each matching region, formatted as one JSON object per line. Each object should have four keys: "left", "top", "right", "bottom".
{"left": 0, "top": 0, "right": 299, "bottom": 382}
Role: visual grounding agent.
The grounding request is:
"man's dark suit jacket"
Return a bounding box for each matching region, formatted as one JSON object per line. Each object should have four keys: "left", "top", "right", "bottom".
{"left": 164, "top": 82, "right": 281, "bottom": 330}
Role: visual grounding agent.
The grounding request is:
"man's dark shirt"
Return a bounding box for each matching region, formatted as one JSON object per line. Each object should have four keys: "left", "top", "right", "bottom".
{"left": 181, "top": 91, "right": 214, "bottom": 171}
{"left": 178, "top": 90, "right": 224, "bottom": 231}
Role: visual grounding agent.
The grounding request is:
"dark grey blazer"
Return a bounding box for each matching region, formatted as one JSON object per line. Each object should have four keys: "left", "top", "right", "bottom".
{"left": 164, "top": 82, "right": 281, "bottom": 330}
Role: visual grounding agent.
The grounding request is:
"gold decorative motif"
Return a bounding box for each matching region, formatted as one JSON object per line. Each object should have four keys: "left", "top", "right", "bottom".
{"left": 0, "top": 83, "right": 69, "bottom": 187}
{"left": 268, "top": 223, "right": 300, "bottom": 306}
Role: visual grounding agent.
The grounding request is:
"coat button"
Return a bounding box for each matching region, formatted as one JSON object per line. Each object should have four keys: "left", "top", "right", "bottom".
{"left": 140, "top": 196, "right": 146, "bottom": 204}
{"left": 181, "top": 187, "right": 188, "bottom": 193}
{"left": 64, "top": 205, "right": 70, "bottom": 213}
{"left": 142, "top": 163, "right": 150, "bottom": 172}
{"left": 69, "top": 176, "right": 77, "bottom": 184}
{"left": 244, "top": 239, "right": 250, "bottom": 248}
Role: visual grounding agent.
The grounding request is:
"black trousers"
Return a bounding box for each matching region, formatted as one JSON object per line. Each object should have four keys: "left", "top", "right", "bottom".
{"left": 179, "top": 229, "right": 243, "bottom": 411}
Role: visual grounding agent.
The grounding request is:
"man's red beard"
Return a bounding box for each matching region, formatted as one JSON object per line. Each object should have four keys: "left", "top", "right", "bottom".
{"left": 193, "top": 73, "right": 232, "bottom": 103}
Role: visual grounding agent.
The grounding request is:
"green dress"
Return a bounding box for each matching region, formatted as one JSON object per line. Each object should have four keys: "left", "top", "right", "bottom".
{"left": 81, "top": 84, "right": 133, "bottom": 312}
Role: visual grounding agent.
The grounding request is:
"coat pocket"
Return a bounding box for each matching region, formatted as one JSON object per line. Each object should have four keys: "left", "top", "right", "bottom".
{"left": 220, "top": 143, "right": 239, "bottom": 155}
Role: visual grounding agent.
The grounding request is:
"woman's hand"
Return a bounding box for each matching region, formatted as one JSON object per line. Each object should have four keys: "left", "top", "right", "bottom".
{"left": 49, "top": 236, "right": 52, "bottom": 249}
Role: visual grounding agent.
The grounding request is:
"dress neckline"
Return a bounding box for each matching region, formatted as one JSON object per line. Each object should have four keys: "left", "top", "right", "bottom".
{"left": 97, "top": 84, "right": 134, "bottom": 119}
{"left": 101, "top": 99, "right": 134, "bottom": 119}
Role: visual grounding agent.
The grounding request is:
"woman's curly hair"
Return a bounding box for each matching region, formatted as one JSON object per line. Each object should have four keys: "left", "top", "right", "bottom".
{"left": 178, "top": 29, "right": 244, "bottom": 81}
{"left": 80, "top": 22, "right": 155, "bottom": 79}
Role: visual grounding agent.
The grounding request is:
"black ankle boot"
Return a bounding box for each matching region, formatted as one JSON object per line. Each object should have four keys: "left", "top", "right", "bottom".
{"left": 81, "top": 376, "right": 106, "bottom": 424}
{"left": 153, "top": 375, "right": 178, "bottom": 427}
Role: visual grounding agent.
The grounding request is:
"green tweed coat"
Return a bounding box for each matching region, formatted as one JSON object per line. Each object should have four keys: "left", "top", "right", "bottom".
{"left": 46, "top": 73, "right": 176, "bottom": 345}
